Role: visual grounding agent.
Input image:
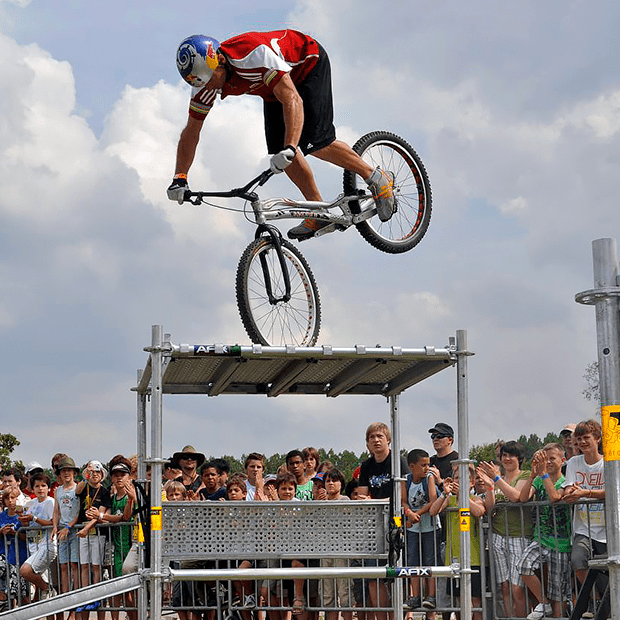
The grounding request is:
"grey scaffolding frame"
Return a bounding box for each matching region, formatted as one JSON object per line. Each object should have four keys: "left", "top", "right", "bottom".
{"left": 575, "top": 238, "right": 620, "bottom": 618}
{"left": 134, "top": 326, "right": 474, "bottom": 620}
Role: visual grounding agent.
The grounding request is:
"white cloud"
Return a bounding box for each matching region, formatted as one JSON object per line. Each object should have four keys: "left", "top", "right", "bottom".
{"left": 3, "top": 2, "right": 620, "bottom": 468}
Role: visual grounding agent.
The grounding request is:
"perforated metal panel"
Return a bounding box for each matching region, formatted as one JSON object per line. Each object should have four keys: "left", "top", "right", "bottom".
{"left": 162, "top": 500, "right": 389, "bottom": 560}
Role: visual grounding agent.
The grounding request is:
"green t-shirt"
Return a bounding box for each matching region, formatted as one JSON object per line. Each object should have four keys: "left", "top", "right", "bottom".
{"left": 491, "top": 470, "right": 533, "bottom": 538}
{"left": 110, "top": 493, "right": 133, "bottom": 575}
{"left": 531, "top": 476, "right": 571, "bottom": 552}
{"left": 296, "top": 480, "right": 313, "bottom": 501}
{"left": 445, "top": 495, "right": 481, "bottom": 566}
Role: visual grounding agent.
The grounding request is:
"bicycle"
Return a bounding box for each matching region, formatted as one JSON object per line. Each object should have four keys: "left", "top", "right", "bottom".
{"left": 183, "top": 131, "right": 432, "bottom": 347}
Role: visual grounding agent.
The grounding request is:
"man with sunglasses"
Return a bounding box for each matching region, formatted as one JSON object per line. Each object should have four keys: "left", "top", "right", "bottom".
{"left": 428, "top": 424, "right": 458, "bottom": 488}
{"left": 428, "top": 423, "right": 458, "bottom": 620}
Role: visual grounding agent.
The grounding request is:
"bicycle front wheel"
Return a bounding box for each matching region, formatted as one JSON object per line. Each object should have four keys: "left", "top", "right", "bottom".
{"left": 343, "top": 131, "right": 432, "bottom": 254}
{"left": 236, "top": 237, "right": 321, "bottom": 347}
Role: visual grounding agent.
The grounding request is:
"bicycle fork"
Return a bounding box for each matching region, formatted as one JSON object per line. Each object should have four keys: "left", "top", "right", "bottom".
{"left": 255, "top": 225, "right": 292, "bottom": 304}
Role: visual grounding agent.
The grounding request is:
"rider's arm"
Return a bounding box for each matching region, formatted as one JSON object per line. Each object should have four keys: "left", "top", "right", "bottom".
{"left": 175, "top": 116, "right": 205, "bottom": 176}
{"left": 272, "top": 73, "right": 304, "bottom": 151}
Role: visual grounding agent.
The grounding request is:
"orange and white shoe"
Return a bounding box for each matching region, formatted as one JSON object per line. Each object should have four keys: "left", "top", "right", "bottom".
{"left": 366, "top": 167, "right": 396, "bottom": 222}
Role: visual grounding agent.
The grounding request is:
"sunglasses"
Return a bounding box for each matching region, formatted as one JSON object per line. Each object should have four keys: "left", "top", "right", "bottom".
{"left": 431, "top": 433, "right": 451, "bottom": 440}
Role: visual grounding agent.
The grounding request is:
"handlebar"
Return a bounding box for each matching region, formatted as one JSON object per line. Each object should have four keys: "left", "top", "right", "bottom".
{"left": 184, "top": 169, "right": 274, "bottom": 205}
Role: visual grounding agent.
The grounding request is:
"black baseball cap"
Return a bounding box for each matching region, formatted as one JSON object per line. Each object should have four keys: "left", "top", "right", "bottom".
{"left": 428, "top": 423, "right": 454, "bottom": 437}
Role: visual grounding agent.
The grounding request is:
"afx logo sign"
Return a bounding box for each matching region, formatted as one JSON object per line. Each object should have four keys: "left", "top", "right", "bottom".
{"left": 394, "top": 567, "right": 431, "bottom": 577}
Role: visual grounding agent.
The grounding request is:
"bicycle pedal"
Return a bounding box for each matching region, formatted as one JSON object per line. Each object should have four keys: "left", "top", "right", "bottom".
{"left": 313, "top": 223, "right": 337, "bottom": 238}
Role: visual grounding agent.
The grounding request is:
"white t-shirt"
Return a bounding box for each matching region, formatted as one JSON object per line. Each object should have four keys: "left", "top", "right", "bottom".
{"left": 245, "top": 480, "right": 256, "bottom": 501}
{"left": 562, "top": 454, "right": 605, "bottom": 542}
{"left": 26, "top": 496, "right": 56, "bottom": 549}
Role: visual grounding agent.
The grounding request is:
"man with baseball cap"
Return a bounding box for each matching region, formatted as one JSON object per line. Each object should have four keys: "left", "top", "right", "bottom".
{"left": 560, "top": 423, "right": 577, "bottom": 460}
{"left": 428, "top": 423, "right": 458, "bottom": 620}
{"left": 428, "top": 424, "right": 458, "bottom": 486}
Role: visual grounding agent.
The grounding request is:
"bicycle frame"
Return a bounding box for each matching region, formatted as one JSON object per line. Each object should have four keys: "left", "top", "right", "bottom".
{"left": 185, "top": 169, "right": 378, "bottom": 237}
{"left": 185, "top": 170, "right": 376, "bottom": 306}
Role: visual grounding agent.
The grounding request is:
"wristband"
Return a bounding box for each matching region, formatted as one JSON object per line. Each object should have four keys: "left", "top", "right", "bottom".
{"left": 493, "top": 475, "right": 501, "bottom": 483}
{"left": 541, "top": 473, "right": 550, "bottom": 480}
{"left": 32, "top": 515, "right": 38, "bottom": 523}
{"left": 65, "top": 525, "right": 71, "bottom": 530}
{"left": 173, "top": 173, "right": 187, "bottom": 180}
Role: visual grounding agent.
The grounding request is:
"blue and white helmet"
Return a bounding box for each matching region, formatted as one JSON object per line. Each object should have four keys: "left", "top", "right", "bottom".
{"left": 176, "top": 35, "right": 221, "bottom": 87}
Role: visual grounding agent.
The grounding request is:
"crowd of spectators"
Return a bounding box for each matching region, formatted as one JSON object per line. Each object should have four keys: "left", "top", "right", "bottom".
{"left": 0, "top": 418, "right": 609, "bottom": 620}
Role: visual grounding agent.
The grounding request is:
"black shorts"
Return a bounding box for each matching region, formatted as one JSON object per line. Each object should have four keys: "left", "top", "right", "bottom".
{"left": 264, "top": 44, "right": 336, "bottom": 155}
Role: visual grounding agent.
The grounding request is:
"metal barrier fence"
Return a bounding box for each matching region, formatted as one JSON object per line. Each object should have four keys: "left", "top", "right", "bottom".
{"left": 0, "top": 521, "right": 140, "bottom": 615}
{"left": 0, "top": 497, "right": 610, "bottom": 619}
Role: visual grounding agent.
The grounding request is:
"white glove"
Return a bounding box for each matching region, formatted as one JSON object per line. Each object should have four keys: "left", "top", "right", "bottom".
{"left": 270, "top": 145, "right": 296, "bottom": 173}
{"left": 167, "top": 177, "right": 189, "bottom": 204}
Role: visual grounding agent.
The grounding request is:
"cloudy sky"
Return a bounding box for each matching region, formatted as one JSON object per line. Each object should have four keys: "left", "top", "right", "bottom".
{"left": 2, "top": 0, "right": 617, "bottom": 470}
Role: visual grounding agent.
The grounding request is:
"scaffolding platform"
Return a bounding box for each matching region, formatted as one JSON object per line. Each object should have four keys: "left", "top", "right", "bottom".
{"left": 135, "top": 340, "right": 458, "bottom": 398}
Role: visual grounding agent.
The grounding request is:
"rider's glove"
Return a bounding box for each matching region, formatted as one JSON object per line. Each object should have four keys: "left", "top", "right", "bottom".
{"left": 270, "top": 145, "right": 297, "bottom": 174}
{"left": 167, "top": 175, "right": 189, "bottom": 204}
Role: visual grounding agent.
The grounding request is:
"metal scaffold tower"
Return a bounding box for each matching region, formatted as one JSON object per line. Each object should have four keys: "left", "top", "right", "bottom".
{"left": 576, "top": 238, "right": 620, "bottom": 619}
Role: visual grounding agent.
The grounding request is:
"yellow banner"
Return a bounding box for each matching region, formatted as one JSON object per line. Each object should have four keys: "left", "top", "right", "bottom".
{"left": 602, "top": 405, "right": 620, "bottom": 461}
{"left": 459, "top": 508, "right": 470, "bottom": 532}
{"left": 151, "top": 506, "right": 162, "bottom": 531}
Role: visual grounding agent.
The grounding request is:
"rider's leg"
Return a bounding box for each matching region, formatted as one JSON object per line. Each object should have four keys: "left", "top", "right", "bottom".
{"left": 285, "top": 154, "right": 332, "bottom": 240}
{"left": 284, "top": 155, "right": 323, "bottom": 201}
{"left": 311, "top": 140, "right": 373, "bottom": 179}
{"left": 313, "top": 140, "right": 396, "bottom": 222}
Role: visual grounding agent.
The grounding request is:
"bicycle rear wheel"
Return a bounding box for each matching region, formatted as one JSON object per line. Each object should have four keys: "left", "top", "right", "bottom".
{"left": 343, "top": 131, "right": 432, "bottom": 254}
{"left": 236, "top": 237, "right": 321, "bottom": 347}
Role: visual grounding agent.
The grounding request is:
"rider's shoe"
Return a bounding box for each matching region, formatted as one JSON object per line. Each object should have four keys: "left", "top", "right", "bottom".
{"left": 366, "top": 167, "right": 395, "bottom": 222}
{"left": 287, "top": 218, "right": 330, "bottom": 240}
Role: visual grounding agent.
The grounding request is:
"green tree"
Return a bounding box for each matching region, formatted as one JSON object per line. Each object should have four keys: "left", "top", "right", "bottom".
{"left": 0, "top": 433, "right": 20, "bottom": 470}
{"left": 469, "top": 442, "right": 497, "bottom": 464}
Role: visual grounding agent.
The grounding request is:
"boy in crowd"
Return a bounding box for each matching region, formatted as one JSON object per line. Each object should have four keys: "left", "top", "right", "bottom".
{"left": 286, "top": 450, "right": 313, "bottom": 501}
{"left": 518, "top": 444, "right": 571, "bottom": 619}
{"left": 226, "top": 475, "right": 248, "bottom": 501}
{"left": 358, "top": 422, "right": 408, "bottom": 620}
{"left": 245, "top": 453, "right": 266, "bottom": 501}
{"left": 430, "top": 462, "right": 487, "bottom": 620}
{"left": 106, "top": 457, "right": 137, "bottom": 620}
{"left": 321, "top": 468, "right": 352, "bottom": 620}
{"left": 76, "top": 460, "right": 111, "bottom": 619}
{"left": 1, "top": 468, "right": 28, "bottom": 509}
{"left": 163, "top": 462, "right": 182, "bottom": 483}
{"left": 164, "top": 480, "right": 187, "bottom": 501}
{"left": 198, "top": 461, "right": 226, "bottom": 501}
{"left": 312, "top": 472, "right": 327, "bottom": 500}
{"left": 212, "top": 458, "right": 231, "bottom": 488}
{"left": 0, "top": 486, "right": 29, "bottom": 608}
{"left": 560, "top": 420, "right": 607, "bottom": 607}
{"left": 52, "top": 456, "right": 81, "bottom": 605}
{"left": 401, "top": 449, "right": 439, "bottom": 611}
{"left": 559, "top": 424, "right": 577, "bottom": 462}
{"left": 19, "top": 472, "right": 57, "bottom": 601}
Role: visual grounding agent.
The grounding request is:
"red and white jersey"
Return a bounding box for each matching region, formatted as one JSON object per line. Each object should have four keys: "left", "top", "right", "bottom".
{"left": 188, "top": 30, "right": 320, "bottom": 120}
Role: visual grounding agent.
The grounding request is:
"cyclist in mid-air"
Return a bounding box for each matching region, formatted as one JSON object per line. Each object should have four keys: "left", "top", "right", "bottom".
{"left": 167, "top": 29, "right": 395, "bottom": 241}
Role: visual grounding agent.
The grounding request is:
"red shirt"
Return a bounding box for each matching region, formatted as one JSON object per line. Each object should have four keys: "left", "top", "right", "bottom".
{"left": 189, "top": 30, "right": 320, "bottom": 120}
